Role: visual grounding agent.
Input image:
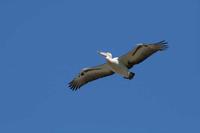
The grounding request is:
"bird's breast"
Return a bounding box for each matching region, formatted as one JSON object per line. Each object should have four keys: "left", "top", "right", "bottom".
{"left": 107, "top": 59, "right": 129, "bottom": 77}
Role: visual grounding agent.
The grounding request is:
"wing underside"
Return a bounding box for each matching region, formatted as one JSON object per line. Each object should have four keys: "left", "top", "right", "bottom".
{"left": 68, "top": 64, "right": 114, "bottom": 90}
{"left": 119, "top": 40, "right": 168, "bottom": 69}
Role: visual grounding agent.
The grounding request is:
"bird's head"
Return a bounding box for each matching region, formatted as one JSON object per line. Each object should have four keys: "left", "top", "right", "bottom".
{"left": 97, "top": 51, "right": 112, "bottom": 59}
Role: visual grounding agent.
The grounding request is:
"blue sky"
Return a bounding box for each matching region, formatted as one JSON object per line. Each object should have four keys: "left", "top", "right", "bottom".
{"left": 0, "top": 0, "right": 199, "bottom": 132}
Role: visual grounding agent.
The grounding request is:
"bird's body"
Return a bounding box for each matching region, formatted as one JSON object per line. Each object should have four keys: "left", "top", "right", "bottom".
{"left": 68, "top": 40, "right": 168, "bottom": 90}
{"left": 106, "top": 57, "right": 130, "bottom": 78}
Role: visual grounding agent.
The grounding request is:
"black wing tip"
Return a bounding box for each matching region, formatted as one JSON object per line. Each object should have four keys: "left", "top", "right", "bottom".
{"left": 157, "top": 40, "right": 167, "bottom": 44}
{"left": 68, "top": 80, "right": 80, "bottom": 91}
{"left": 154, "top": 40, "right": 168, "bottom": 51}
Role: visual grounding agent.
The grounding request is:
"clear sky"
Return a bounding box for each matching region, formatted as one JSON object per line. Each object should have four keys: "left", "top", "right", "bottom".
{"left": 0, "top": 0, "right": 199, "bottom": 132}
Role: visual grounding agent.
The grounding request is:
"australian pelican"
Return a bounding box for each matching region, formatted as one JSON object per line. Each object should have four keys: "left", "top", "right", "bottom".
{"left": 68, "top": 40, "right": 168, "bottom": 90}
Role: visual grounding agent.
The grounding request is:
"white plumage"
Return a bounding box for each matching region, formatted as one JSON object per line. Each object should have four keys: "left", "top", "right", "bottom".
{"left": 68, "top": 40, "right": 168, "bottom": 90}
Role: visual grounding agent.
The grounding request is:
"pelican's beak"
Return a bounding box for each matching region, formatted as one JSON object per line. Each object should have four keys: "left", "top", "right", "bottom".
{"left": 97, "top": 51, "right": 107, "bottom": 57}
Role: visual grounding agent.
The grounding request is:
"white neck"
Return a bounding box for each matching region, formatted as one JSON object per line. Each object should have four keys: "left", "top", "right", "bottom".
{"left": 106, "top": 56, "right": 112, "bottom": 61}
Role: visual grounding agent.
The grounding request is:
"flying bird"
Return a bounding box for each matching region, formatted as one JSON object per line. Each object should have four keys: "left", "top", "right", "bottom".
{"left": 68, "top": 40, "right": 168, "bottom": 90}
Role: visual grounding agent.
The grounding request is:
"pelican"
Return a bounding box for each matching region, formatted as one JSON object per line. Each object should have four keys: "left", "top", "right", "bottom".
{"left": 68, "top": 40, "right": 168, "bottom": 90}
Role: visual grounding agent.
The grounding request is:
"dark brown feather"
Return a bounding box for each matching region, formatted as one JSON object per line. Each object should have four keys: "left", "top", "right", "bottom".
{"left": 68, "top": 64, "right": 114, "bottom": 90}
{"left": 119, "top": 40, "right": 168, "bottom": 69}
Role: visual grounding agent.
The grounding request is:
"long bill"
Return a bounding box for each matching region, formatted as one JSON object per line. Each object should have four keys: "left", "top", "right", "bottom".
{"left": 97, "top": 51, "right": 107, "bottom": 57}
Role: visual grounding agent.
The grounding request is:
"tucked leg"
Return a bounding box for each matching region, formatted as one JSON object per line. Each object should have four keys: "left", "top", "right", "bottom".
{"left": 124, "top": 72, "right": 135, "bottom": 80}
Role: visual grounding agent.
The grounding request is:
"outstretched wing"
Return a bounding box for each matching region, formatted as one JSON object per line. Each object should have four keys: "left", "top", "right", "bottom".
{"left": 119, "top": 40, "right": 168, "bottom": 69}
{"left": 68, "top": 64, "right": 114, "bottom": 90}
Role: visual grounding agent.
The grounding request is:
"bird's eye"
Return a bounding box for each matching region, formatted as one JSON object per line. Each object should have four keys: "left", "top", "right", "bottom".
{"left": 81, "top": 72, "right": 84, "bottom": 76}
